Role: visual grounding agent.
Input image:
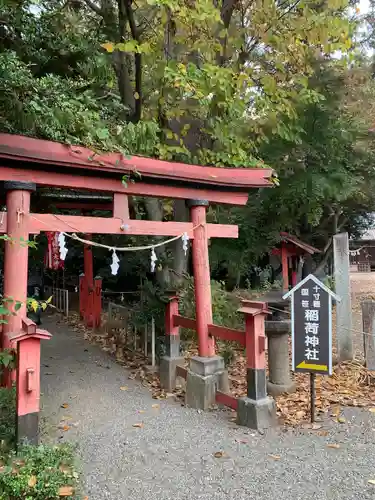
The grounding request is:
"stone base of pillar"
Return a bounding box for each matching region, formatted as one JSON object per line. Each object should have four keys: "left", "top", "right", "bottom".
{"left": 17, "top": 412, "right": 39, "bottom": 446}
{"left": 160, "top": 356, "right": 184, "bottom": 392}
{"left": 237, "top": 396, "right": 276, "bottom": 430}
{"left": 217, "top": 369, "right": 230, "bottom": 394}
{"left": 185, "top": 355, "right": 225, "bottom": 410}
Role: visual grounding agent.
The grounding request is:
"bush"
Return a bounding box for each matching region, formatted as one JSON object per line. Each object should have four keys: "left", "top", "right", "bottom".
{"left": 0, "top": 444, "right": 80, "bottom": 499}
{"left": 0, "top": 389, "right": 80, "bottom": 499}
{"left": 0, "top": 388, "right": 16, "bottom": 450}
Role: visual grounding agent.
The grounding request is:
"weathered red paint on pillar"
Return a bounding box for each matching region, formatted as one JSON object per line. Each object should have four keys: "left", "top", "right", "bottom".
{"left": 244, "top": 313, "right": 267, "bottom": 370}
{"left": 3, "top": 181, "right": 36, "bottom": 387}
{"left": 165, "top": 295, "right": 179, "bottom": 337}
{"left": 281, "top": 242, "right": 289, "bottom": 292}
{"left": 113, "top": 193, "right": 130, "bottom": 220}
{"left": 238, "top": 300, "right": 270, "bottom": 401}
{"left": 9, "top": 324, "right": 51, "bottom": 446}
{"left": 291, "top": 270, "right": 297, "bottom": 287}
{"left": 187, "top": 200, "right": 214, "bottom": 357}
{"left": 79, "top": 273, "right": 86, "bottom": 319}
{"left": 93, "top": 276, "right": 102, "bottom": 328}
{"left": 165, "top": 295, "right": 180, "bottom": 358}
{"left": 83, "top": 235, "right": 94, "bottom": 327}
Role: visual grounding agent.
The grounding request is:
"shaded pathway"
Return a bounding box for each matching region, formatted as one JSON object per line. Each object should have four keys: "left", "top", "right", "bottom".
{"left": 41, "top": 316, "right": 375, "bottom": 500}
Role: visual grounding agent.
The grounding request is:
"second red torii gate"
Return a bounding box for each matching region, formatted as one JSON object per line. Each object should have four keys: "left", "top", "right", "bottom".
{"left": 272, "top": 232, "right": 321, "bottom": 291}
{"left": 0, "top": 132, "right": 274, "bottom": 442}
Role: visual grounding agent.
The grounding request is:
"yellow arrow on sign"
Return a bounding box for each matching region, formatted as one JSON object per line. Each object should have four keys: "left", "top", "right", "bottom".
{"left": 296, "top": 361, "right": 328, "bottom": 371}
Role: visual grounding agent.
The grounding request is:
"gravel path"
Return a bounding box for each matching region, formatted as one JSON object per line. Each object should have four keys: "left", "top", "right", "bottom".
{"left": 40, "top": 316, "right": 375, "bottom": 500}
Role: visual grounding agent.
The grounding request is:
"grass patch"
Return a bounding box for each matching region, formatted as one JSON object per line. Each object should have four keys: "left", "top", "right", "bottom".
{"left": 0, "top": 387, "right": 81, "bottom": 499}
{"left": 0, "top": 444, "right": 80, "bottom": 499}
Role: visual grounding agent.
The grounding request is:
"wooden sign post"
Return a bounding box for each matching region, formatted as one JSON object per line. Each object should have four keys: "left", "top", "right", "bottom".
{"left": 283, "top": 274, "right": 340, "bottom": 422}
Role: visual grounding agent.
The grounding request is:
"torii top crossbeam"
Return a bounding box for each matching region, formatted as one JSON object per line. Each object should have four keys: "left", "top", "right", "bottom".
{"left": 0, "top": 133, "right": 275, "bottom": 238}
{"left": 0, "top": 134, "right": 274, "bottom": 206}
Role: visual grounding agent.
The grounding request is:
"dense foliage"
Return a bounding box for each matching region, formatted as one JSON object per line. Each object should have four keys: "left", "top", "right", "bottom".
{"left": 1, "top": 0, "right": 375, "bottom": 288}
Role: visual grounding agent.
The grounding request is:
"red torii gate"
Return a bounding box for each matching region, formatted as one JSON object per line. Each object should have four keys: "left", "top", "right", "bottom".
{"left": 0, "top": 133, "right": 274, "bottom": 442}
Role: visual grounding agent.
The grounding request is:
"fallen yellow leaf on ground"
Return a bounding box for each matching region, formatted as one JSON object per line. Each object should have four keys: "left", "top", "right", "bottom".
{"left": 58, "top": 485, "right": 74, "bottom": 496}
{"left": 368, "top": 479, "right": 375, "bottom": 485}
{"left": 337, "top": 417, "right": 346, "bottom": 424}
{"left": 120, "top": 386, "right": 128, "bottom": 391}
{"left": 61, "top": 403, "right": 69, "bottom": 409}
{"left": 268, "top": 454, "right": 281, "bottom": 460}
{"left": 132, "top": 423, "right": 144, "bottom": 428}
{"left": 369, "top": 408, "right": 375, "bottom": 413}
{"left": 59, "top": 465, "right": 71, "bottom": 475}
{"left": 152, "top": 404, "right": 160, "bottom": 409}
{"left": 28, "top": 475, "right": 37, "bottom": 487}
{"left": 327, "top": 443, "right": 340, "bottom": 449}
{"left": 213, "top": 451, "right": 225, "bottom": 458}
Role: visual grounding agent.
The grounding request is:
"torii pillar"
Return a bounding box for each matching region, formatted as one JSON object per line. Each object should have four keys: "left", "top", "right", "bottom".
{"left": 185, "top": 200, "right": 228, "bottom": 409}
{"left": 2, "top": 181, "right": 36, "bottom": 387}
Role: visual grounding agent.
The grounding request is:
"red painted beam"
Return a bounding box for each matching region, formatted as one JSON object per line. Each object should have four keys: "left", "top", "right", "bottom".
{"left": 0, "top": 166, "right": 249, "bottom": 205}
{"left": 215, "top": 391, "right": 238, "bottom": 410}
{"left": 0, "top": 133, "right": 275, "bottom": 189}
{"left": 208, "top": 324, "right": 245, "bottom": 346}
{"left": 0, "top": 213, "right": 238, "bottom": 239}
{"left": 271, "top": 245, "right": 304, "bottom": 256}
{"left": 173, "top": 315, "right": 197, "bottom": 330}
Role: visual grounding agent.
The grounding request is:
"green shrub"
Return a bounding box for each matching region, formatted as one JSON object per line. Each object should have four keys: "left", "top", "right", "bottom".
{"left": 0, "top": 389, "right": 80, "bottom": 499}
{"left": 0, "top": 388, "right": 16, "bottom": 450}
{"left": 0, "top": 444, "right": 80, "bottom": 499}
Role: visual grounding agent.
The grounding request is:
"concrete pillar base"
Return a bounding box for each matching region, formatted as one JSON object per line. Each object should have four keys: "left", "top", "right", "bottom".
{"left": 237, "top": 396, "right": 276, "bottom": 430}
{"left": 17, "top": 412, "right": 39, "bottom": 446}
{"left": 185, "top": 355, "right": 225, "bottom": 410}
{"left": 267, "top": 380, "right": 296, "bottom": 397}
{"left": 266, "top": 320, "right": 295, "bottom": 395}
{"left": 160, "top": 356, "right": 184, "bottom": 392}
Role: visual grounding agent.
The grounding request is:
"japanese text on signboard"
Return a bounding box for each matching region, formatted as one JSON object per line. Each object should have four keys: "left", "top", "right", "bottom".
{"left": 292, "top": 277, "right": 331, "bottom": 375}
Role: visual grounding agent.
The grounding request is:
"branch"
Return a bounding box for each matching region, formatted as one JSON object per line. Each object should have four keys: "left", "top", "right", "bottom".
{"left": 82, "top": 0, "right": 102, "bottom": 15}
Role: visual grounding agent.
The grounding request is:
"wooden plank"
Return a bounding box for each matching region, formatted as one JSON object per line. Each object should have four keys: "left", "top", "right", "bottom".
{"left": 176, "top": 365, "right": 188, "bottom": 380}
{"left": 173, "top": 315, "right": 196, "bottom": 330}
{"left": 0, "top": 213, "right": 238, "bottom": 238}
{"left": 0, "top": 166, "right": 249, "bottom": 205}
{"left": 215, "top": 391, "right": 238, "bottom": 410}
{"left": 208, "top": 324, "right": 245, "bottom": 346}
